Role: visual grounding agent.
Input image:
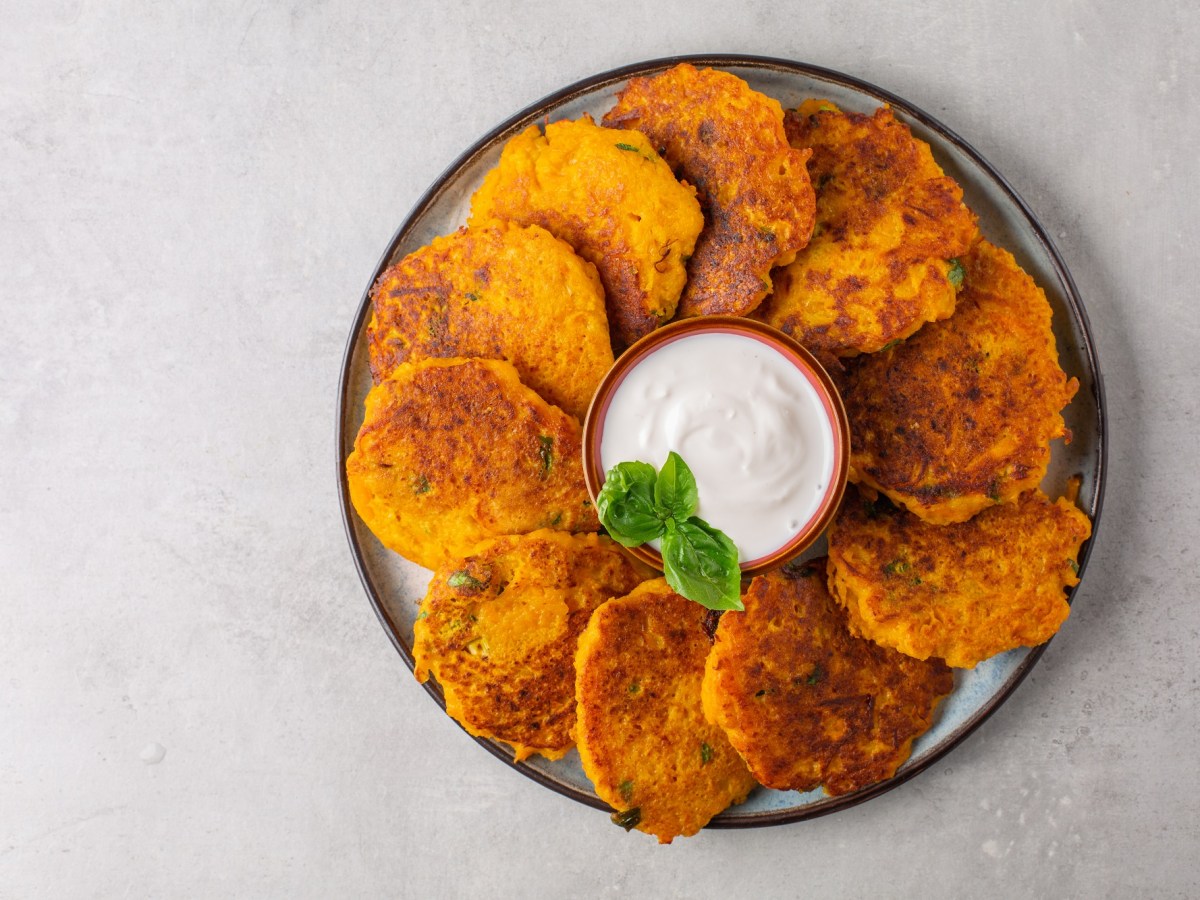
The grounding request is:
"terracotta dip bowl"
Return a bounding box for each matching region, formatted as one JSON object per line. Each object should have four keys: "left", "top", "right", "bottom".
{"left": 582, "top": 316, "right": 850, "bottom": 577}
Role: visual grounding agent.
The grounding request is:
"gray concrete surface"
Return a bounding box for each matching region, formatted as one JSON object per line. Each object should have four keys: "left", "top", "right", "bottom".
{"left": 3, "top": 2, "right": 1197, "bottom": 897}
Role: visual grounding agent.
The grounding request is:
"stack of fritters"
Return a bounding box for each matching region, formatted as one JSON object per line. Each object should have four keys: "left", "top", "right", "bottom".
{"left": 574, "top": 579, "right": 758, "bottom": 843}
{"left": 414, "top": 530, "right": 651, "bottom": 761}
{"left": 703, "top": 563, "right": 954, "bottom": 795}
{"left": 352, "top": 207, "right": 621, "bottom": 572}
{"left": 823, "top": 237, "right": 1087, "bottom": 667}
{"left": 760, "top": 101, "right": 978, "bottom": 359}
{"left": 469, "top": 115, "right": 704, "bottom": 348}
{"left": 604, "top": 64, "right": 816, "bottom": 319}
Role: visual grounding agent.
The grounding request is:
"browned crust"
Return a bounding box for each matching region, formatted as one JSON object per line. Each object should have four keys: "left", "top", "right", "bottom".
{"left": 346, "top": 358, "right": 598, "bottom": 571}
{"left": 604, "top": 64, "right": 816, "bottom": 319}
{"left": 704, "top": 563, "right": 953, "bottom": 795}
{"left": 413, "top": 531, "right": 650, "bottom": 761}
{"left": 841, "top": 239, "right": 1078, "bottom": 523}
{"left": 759, "top": 101, "right": 977, "bottom": 357}
{"left": 574, "top": 579, "right": 757, "bottom": 843}
{"left": 468, "top": 117, "right": 703, "bottom": 348}
{"left": 827, "top": 487, "right": 1092, "bottom": 668}
{"left": 366, "top": 220, "right": 612, "bottom": 420}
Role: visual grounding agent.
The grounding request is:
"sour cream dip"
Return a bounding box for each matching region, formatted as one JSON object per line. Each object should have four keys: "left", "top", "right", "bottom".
{"left": 589, "top": 319, "right": 847, "bottom": 569}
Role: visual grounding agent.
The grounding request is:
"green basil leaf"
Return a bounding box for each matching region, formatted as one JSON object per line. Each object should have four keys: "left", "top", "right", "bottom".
{"left": 596, "top": 461, "right": 666, "bottom": 547}
{"left": 661, "top": 517, "right": 743, "bottom": 611}
{"left": 654, "top": 450, "right": 698, "bottom": 521}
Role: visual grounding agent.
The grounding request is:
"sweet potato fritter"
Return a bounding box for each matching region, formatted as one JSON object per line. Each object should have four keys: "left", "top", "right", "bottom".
{"left": 703, "top": 563, "right": 953, "bottom": 795}
{"left": 574, "top": 579, "right": 757, "bottom": 843}
{"left": 841, "top": 238, "right": 1078, "bottom": 524}
{"left": 413, "top": 531, "right": 651, "bottom": 762}
{"left": 346, "top": 358, "right": 598, "bottom": 571}
{"left": 604, "top": 64, "right": 815, "bottom": 319}
{"left": 367, "top": 220, "right": 612, "bottom": 420}
{"left": 827, "top": 488, "right": 1092, "bottom": 669}
{"left": 469, "top": 116, "right": 703, "bottom": 348}
{"left": 759, "top": 101, "right": 978, "bottom": 357}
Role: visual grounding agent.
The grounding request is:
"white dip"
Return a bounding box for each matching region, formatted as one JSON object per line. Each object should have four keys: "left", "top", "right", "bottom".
{"left": 598, "top": 331, "right": 835, "bottom": 564}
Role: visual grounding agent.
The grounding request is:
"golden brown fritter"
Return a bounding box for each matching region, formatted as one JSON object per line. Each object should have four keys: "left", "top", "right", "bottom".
{"left": 367, "top": 220, "right": 612, "bottom": 420}
{"left": 413, "top": 531, "right": 651, "bottom": 762}
{"left": 759, "top": 101, "right": 978, "bottom": 357}
{"left": 827, "top": 488, "right": 1092, "bottom": 669}
{"left": 574, "top": 579, "right": 757, "bottom": 843}
{"left": 842, "top": 239, "right": 1078, "bottom": 524}
{"left": 346, "top": 357, "right": 598, "bottom": 571}
{"left": 702, "top": 562, "right": 953, "bottom": 795}
{"left": 604, "top": 64, "right": 815, "bottom": 319}
{"left": 469, "top": 116, "right": 704, "bottom": 348}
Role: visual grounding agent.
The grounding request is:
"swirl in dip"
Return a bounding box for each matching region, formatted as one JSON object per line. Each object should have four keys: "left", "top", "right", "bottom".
{"left": 589, "top": 318, "right": 847, "bottom": 570}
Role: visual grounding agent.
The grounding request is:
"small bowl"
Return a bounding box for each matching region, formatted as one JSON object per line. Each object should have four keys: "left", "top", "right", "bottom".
{"left": 582, "top": 316, "right": 850, "bottom": 577}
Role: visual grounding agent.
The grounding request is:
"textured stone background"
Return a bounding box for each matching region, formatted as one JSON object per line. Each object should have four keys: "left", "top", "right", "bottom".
{"left": 3, "top": 1, "right": 1197, "bottom": 897}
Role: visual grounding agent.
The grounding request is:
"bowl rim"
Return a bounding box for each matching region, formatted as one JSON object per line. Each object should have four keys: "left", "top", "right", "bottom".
{"left": 336, "top": 52, "right": 1109, "bottom": 829}
{"left": 580, "top": 315, "right": 850, "bottom": 576}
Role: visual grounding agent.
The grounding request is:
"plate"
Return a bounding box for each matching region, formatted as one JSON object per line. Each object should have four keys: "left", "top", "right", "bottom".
{"left": 336, "top": 55, "right": 1107, "bottom": 827}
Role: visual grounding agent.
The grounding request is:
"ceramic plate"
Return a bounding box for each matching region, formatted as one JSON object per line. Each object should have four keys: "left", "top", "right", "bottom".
{"left": 336, "top": 54, "right": 1107, "bottom": 827}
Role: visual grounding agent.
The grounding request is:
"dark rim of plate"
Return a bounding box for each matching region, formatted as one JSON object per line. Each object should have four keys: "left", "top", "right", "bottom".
{"left": 335, "top": 53, "right": 1109, "bottom": 828}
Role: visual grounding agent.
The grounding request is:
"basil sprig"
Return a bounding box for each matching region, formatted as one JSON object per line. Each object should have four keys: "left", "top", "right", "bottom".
{"left": 596, "top": 452, "right": 743, "bottom": 611}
